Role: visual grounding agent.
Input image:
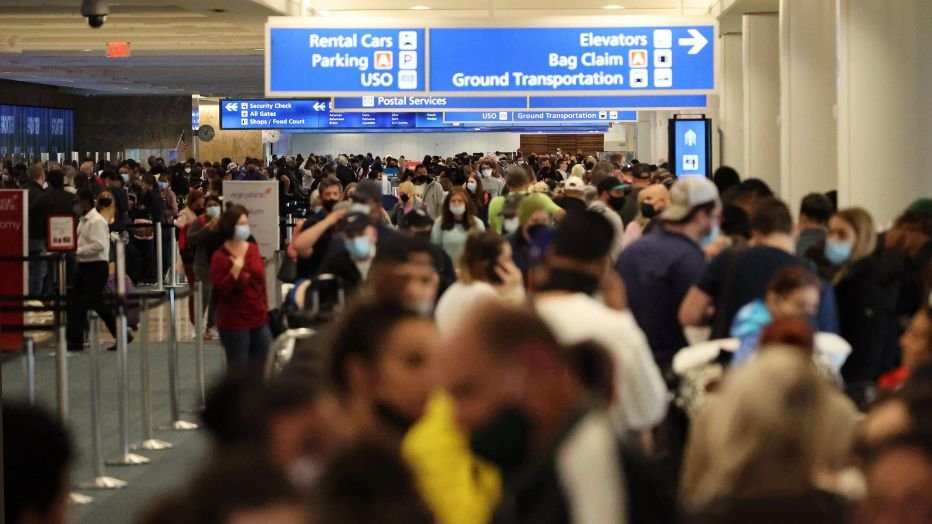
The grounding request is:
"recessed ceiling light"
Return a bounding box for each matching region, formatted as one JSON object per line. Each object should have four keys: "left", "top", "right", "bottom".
{"left": 410, "top": 5, "right": 431, "bottom": 10}
{"left": 603, "top": 4, "right": 624, "bottom": 9}
{"left": 82, "top": 49, "right": 92, "bottom": 52}
{"left": 253, "top": 48, "right": 264, "bottom": 51}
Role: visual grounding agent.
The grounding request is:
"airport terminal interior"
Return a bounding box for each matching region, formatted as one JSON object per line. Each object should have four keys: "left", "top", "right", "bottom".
{"left": 1, "top": 0, "right": 932, "bottom": 523}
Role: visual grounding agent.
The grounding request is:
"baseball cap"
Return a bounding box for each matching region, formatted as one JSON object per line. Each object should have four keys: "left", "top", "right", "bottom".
{"left": 399, "top": 208, "right": 433, "bottom": 230}
{"left": 565, "top": 176, "right": 585, "bottom": 191}
{"left": 596, "top": 177, "right": 630, "bottom": 194}
{"left": 659, "top": 176, "right": 720, "bottom": 221}
{"left": 530, "top": 181, "right": 550, "bottom": 194}
{"left": 352, "top": 180, "right": 382, "bottom": 203}
{"left": 907, "top": 198, "right": 932, "bottom": 217}
{"left": 340, "top": 210, "right": 372, "bottom": 235}
{"left": 226, "top": 162, "right": 238, "bottom": 172}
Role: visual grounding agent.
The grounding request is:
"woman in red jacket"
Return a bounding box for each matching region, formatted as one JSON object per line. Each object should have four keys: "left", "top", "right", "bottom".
{"left": 210, "top": 204, "right": 271, "bottom": 368}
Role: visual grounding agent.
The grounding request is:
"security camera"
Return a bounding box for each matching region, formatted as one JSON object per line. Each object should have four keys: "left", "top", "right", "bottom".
{"left": 81, "top": 0, "right": 109, "bottom": 29}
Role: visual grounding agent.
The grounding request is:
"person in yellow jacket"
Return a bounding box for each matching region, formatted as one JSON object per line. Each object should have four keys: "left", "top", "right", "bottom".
{"left": 403, "top": 391, "right": 502, "bottom": 524}
{"left": 325, "top": 299, "right": 502, "bottom": 524}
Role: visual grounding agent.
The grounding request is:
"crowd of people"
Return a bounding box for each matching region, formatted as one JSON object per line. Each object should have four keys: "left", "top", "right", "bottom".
{"left": 3, "top": 149, "right": 932, "bottom": 524}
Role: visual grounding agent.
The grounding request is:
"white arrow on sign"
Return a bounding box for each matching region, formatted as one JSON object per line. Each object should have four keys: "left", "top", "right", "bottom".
{"left": 224, "top": 102, "right": 238, "bottom": 112}
{"left": 678, "top": 29, "right": 709, "bottom": 55}
{"left": 684, "top": 129, "right": 697, "bottom": 147}
{"left": 313, "top": 102, "right": 326, "bottom": 111}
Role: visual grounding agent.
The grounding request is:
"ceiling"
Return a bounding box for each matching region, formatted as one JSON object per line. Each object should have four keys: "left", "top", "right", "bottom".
{"left": 0, "top": 0, "right": 719, "bottom": 97}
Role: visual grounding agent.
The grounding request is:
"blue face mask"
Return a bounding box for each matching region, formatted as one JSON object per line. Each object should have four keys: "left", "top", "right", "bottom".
{"left": 206, "top": 206, "right": 220, "bottom": 218}
{"left": 121, "top": 173, "right": 129, "bottom": 183}
{"left": 233, "top": 224, "right": 250, "bottom": 242}
{"left": 159, "top": 181, "right": 168, "bottom": 191}
{"left": 700, "top": 224, "right": 720, "bottom": 246}
{"left": 824, "top": 239, "right": 852, "bottom": 265}
{"left": 345, "top": 235, "right": 372, "bottom": 260}
{"left": 466, "top": 181, "right": 477, "bottom": 193}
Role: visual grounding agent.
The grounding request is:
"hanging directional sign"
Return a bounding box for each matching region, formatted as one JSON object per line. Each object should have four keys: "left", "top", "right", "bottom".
{"left": 332, "top": 95, "right": 529, "bottom": 111}
{"left": 428, "top": 26, "right": 714, "bottom": 93}
{"left": 443, "top": 110, "right": 638, "bottom": 124}
{"left": 266, "top": 20, "right": 715, "bottom": 97}
{"left": 218, "top": 99, "right": 609, "bottom": 132}
{"left": 220, "top": 99, "right": 330, "bottom": 130}
{"left": 267, "top": 26, "right": 427, "bottom": 96}
{"left": 330, "top": 94, "right": 708, "bottom": 112}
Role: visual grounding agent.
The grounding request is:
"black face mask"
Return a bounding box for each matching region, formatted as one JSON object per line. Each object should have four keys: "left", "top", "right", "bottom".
{"left": 322, "top": 199, "right": 338, "bottom": 212}
{"left": 469, "top": 406, "right": 533, "bottom": 473}
{"left": 400, "top": 194, "right": 410, "bottom": 203}
{"left": 641, "top": 202, "right": 656, "bottom": 219}
{"left": 374, "top": 402, "right": 415, "bottom": 435}
{"left": 194, "top": 208, "right": 205, "bottom": 216}
{"left": 609, "top": 195, "right": 627, "bottom": 210}
{"left": 97, "top": 197, "right": 112, "bottom": 208}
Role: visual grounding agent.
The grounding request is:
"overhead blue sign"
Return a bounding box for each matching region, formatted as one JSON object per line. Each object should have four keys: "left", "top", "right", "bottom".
{"left": 670, "top": 118, "right": 711, "bottom": 177}
{"left": 429, "top": 26, "right": 713, "bottom": 93}
{"left": 219, "top": 100, "right": 608, "bottom": 132}
{"left": 220, "top": 99, "right": 330, "bottom": 130}
{"left": 332, "top": 94, "right": 707, "bottom": 111}
{"left": 528, "top": 94, "right": 707, "bottom": 109}
{"left": 268, "top": 28, "right": 427, "bottom": 95}
{"left": 444, "top": 110, "right": 637, "bottom": 124}
{"left": 332, "top": 95, "right": 529, "bottom": 111}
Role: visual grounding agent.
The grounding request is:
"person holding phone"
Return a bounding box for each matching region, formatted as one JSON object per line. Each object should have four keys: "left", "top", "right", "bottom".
{"left": 433, "top": 231, "right": 523, "bottom": 335}
{"left": 210, "top": 204, "right": 271, "bottom": 369}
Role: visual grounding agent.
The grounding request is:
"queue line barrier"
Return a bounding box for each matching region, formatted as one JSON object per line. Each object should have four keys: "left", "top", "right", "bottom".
{"left": 0, "top": 234, "right": 212, "bottom": 503}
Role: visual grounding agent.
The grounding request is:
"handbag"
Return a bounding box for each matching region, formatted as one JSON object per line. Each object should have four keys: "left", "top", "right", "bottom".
{"left": 277, "top": 255, "right": 298, "bottom": 283}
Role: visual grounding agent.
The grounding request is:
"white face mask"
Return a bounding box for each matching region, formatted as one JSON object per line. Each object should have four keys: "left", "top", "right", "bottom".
{"left": 450, "top": 204, "right": 466, "bottom": 216}
{"left": 184, "top": 167, "right": 192, "bottom": 174}
{"left": 481, "top": 169, "right": 493, "bottom": 178}
{"left": 504, "top": 217, "right": 520, "bottom": 233}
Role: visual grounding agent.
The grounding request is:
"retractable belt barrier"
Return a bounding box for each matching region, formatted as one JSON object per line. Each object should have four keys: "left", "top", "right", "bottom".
{"left": 0, "top": 230, "right": 215, "bottom": 502}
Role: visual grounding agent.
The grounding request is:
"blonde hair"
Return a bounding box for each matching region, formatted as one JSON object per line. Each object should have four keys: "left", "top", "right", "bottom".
{"left": 835, "top": 207, "right": 876, "bottom": 262}
{"left": 680, "top": 348, "right": 832, "bottom": 510}
{"left": 570, "top": 164, "right": 586, "bottom": 178}
{"left": 833, "top": 207, "right": 876, "bottom": 283}
{"left": 397, "top": 181, "right": 415, "bottom": 197}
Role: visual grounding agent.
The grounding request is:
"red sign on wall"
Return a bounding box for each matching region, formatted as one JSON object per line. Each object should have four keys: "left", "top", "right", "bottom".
{"left": 107, "top": 41, "right": 131, "bottom": 58}
{"left": 0, "top": 190, "right": 27, "bottom": 352}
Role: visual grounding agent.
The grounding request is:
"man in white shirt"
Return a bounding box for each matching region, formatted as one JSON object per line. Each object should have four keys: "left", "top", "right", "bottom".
{"left": 67, "top": 189, "right": 119, "bottom": 352}
{"left": 533, "top": 210, "right": 669, "bottom": 437}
